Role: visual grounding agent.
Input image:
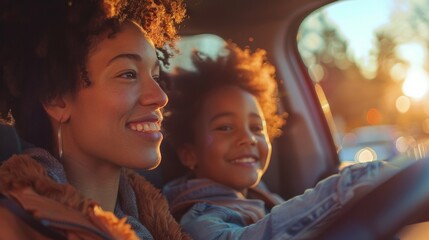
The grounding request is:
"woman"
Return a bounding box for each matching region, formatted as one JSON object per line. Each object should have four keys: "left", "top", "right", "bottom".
{"left": 0, "top": 0, "right": 189, "bottom": 239}
{"left": 162, "top": 43, "right": 387, "bottom": 239}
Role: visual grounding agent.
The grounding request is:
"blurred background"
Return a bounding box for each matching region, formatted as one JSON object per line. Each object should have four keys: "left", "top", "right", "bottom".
{"left": 297, "top": 0, "right": 429, "bottom": 164}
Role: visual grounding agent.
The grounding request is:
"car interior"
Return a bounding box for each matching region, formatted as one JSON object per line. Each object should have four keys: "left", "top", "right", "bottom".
{"left": 152, "top": 0, "right": 341, "bottom": 201}
{"left": 0, "top": 0, "right": 340, "bottom": 199}
{"left": 2, "top": 0, "right": 429, "bottom": 239}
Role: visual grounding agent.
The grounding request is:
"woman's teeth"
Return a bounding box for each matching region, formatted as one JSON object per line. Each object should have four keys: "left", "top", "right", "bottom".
{"left": 129, "top": 122, "right": 160, "bottom": 132}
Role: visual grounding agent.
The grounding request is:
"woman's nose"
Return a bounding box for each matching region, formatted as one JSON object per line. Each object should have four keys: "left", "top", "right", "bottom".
{"left": 139, "top": 77, "right": 168, "bottom": 108}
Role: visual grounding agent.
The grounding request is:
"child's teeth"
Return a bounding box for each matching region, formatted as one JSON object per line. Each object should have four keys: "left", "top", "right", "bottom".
{"left": 232, "top": 157, "right": 255, "bottom": 163}
{"left": 137, "top": 124, "right": 143, "bottom": 131}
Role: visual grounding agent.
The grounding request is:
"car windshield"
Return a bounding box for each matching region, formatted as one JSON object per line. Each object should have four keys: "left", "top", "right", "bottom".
{"left": 297, "top": 0, "right": 429, "bottom": 164}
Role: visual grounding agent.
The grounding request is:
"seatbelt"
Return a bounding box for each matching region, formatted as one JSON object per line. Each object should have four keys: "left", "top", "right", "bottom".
{"left": 0, "top": 193, "right": 67, "bottom": 239}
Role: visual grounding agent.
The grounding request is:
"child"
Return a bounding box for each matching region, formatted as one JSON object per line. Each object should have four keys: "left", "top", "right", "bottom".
{"left": 162, "top": 42, "right": 385, "bottom": 239}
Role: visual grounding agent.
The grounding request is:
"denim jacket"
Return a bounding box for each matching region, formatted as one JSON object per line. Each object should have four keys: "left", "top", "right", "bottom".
{"left": 163, "top": 161, "right": 383, "bottom": 240}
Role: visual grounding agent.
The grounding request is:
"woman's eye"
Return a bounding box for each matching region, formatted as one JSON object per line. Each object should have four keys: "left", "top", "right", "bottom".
{"left": 117, "top": 71, "right": 137, "bottom": 80}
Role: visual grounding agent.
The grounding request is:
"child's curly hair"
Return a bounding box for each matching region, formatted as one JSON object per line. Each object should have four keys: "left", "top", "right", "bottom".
{"left": 163, "top": 42, "right": 286, "bottom": 150}
{"left": 0, "top": 0, "right": 185, "bottom": 150}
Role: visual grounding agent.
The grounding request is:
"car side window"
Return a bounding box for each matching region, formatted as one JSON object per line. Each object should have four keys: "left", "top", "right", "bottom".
{"left": 166, "top": 34, "right": 226, "bottom": 72}
{"left": 297, "top": 0, "right": 429, "bottom": 164}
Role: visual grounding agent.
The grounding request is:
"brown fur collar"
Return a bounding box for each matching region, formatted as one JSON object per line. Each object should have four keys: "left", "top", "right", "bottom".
{"left": 125, "top": 170, "right": 191, "bottom": 239}
{"left": 0, "top": 154, "right": 190, "bottom": 239}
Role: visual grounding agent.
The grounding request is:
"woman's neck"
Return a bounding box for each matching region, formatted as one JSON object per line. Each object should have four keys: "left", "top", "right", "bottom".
{"left": 63, "top": 156, "right": 121, "bottom": 212}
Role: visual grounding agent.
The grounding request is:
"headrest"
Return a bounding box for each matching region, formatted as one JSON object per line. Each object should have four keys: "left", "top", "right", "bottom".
{"left": 0, "top": 124, "right": 22, "bottom": 162}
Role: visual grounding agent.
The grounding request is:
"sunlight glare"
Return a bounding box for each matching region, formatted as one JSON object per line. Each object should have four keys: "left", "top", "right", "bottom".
{"left": 402, "top": 67, "right": 429, "bottom": 100}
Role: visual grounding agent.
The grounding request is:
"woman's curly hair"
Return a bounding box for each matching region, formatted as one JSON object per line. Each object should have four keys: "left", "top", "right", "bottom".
{"left": 0, "top": 0, "right": 185, "bottom": 150}
{"left": 163, "top": 42, "right": 286, "bottom": 150}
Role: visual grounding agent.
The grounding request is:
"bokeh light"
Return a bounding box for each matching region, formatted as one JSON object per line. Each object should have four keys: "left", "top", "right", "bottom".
{"left": 389, "top": 63, "right": 407, "bottom": 81}
{"left": 308, "top": 64, "right": 325, "bottom": 82}
{"left": 355, "top": 147, "right": 377, "bottom": 162}
{"left": 395, "top": 137, "right": 407, "bottom": 153}
{"left": 395, "top": 95, "right": 411, "bottom": 113}
{"left": 366, "top": 108, "right": 382, "bottom": 125}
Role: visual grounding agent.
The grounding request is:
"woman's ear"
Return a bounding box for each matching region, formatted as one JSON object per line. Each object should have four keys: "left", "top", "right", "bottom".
{"left": 177, "top": 144, "right": 198, "bottom": 170}
{"left": 42, "top": 95, "right": 72, "bottom": 123}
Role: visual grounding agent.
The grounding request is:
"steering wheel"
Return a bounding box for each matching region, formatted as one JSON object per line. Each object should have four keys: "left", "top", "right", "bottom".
{"left": 317, "top": 157, "right": 429, "bottom": 240}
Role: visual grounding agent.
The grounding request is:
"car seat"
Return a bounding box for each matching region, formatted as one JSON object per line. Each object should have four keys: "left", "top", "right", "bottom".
{"left": 0, "top": 124, "right": 22, "bottom": 162}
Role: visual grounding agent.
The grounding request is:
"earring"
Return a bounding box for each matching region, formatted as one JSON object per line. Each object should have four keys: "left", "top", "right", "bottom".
{"left": 6, "top": 109, "right": 15, "bottom": 125}
{"left": 57, "top": 121, "right": 63, "bottom": 160}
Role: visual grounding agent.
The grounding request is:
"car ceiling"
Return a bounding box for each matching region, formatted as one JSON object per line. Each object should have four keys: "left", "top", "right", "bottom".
{"left": 181, "top": 0, "right": 337, "bottom": 34}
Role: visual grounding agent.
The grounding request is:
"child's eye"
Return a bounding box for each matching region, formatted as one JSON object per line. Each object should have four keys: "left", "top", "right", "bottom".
{"left": 215, "top": 125, "right": 233, "bottom": 131}
{"left": 251, "top": 125, "right": 264, "bottom": 133}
